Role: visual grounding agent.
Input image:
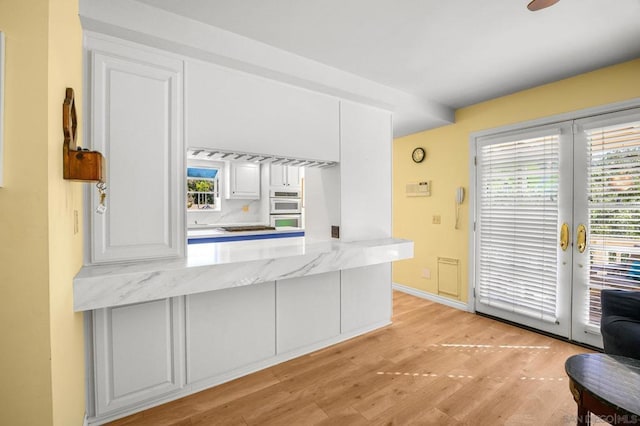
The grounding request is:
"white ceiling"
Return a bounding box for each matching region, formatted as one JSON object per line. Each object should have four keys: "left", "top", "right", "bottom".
{"left": 133, "top": 0, "right": 640, "bottom": 111}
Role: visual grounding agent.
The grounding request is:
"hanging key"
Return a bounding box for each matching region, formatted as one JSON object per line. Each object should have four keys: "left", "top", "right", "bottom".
{"left": 96, "top": 182, "right": 107, "bottom": 214}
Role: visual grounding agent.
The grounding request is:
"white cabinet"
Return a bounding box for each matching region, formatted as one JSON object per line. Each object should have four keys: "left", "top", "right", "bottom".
{"left": 339, "top": 102, "right": 393, "bottom": 332}
{"left": 341, "top": 264, "right": 392, "bottom": 333}
{"left": 186, "top": 59, "right": 340, "bottom": 162}
{"left": 88, "top": 38, "right": 184, "bottom": 263}
{"left": 92, "top": 298, "right": 185, "bottom": 416}
{"left": 185, "top": 283, "right": 276, "bottom": 385}
{"left": 276, "top": 273, "right": 340, "bottom": 353}
{"left": 339, "top": 101, "right": 392, "bottom": 242}
{"left": 225, "top": 162, "right": 260, "bottom": 199}
{"left": 269, "top": 164, "right": 301, "bottom": 188}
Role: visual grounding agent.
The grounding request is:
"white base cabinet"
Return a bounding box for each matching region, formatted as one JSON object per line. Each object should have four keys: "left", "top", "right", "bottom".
{"left": 341, "top": 264, "right": 392, "bottom": 333}
{"left": 92, "top": 298, "right": 185, "bottom": 417}
{"left": 185, "top": 283, "right": 276, "bottom": 384}
{"left": 86, "top": 270, "right": 392, "bottom": 425}
{"left": 276, "top": 273, "right": 341, "bottom": 353}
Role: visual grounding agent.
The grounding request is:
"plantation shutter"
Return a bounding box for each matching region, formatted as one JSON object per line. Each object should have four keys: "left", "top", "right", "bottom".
{"left": 581, "top": 115, "right": 640, "bottom": 327}
{"left": 476, "top": 130, "right": 561, "bottom": 323}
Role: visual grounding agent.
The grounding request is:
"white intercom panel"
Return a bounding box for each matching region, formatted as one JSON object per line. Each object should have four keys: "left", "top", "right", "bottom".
{"left": 406, "top": 181, "right": 431, "bottom": 197}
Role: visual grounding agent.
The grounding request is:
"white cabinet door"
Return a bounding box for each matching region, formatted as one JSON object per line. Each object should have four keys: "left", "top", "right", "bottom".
{"left": 341, "top": 264, "right": 392, "bottom": 333}
{"left": 276, "top": 272, "right": 341, "bottom": 354}
{"left": 90, "top": 42, "right": 184, "bottom": 263}
{"left": 186, "top": 59, "right": 339, "bottom": 161}
{"left": 286, "top": 166, "right": 301, "bottom": 189}
{"left": 226, "top": 162, "right": 260, "bottom": 199}
{"left": 269, "top": 164, "right": 300, "bottom": 188}
{"left": 93, "top": 298, "right": 185, "bottom": 416}
{"left": 185, "top": 283, "right": 276, "bottom": 385}
{"left": 269, "top": 164, "right": 286, "bottom": 187}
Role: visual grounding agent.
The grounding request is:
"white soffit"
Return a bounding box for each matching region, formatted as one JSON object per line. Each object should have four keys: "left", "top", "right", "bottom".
{"left": 79, "top": 0, "right": 455, "bottom": 137}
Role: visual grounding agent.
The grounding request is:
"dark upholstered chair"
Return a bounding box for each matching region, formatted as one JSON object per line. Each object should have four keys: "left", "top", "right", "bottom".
{"left": 600, "top": 289, "right": 640, "bottom": 360}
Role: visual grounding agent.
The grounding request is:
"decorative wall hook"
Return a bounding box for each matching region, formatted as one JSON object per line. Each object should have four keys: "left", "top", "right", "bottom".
{"left": 63, "top": 87, "right": 105, "bottom": 182}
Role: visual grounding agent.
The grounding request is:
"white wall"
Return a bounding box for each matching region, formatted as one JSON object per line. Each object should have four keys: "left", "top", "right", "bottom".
{"left": 187, "top": 199, "right": 264, "bottom": 226}
{"left": 303, "top": 166, "right": 340, "bottom": 240}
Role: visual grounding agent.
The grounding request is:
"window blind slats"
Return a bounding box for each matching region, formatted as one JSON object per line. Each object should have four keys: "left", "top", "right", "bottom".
{"left": 477, "top": 134, "right": 560, "bottom": 323}
{"left": 585, "top": 120, "right": 640, "bottom": 326}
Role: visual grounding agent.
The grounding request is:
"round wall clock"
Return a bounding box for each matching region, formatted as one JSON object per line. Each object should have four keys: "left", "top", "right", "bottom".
{"left": 411, "top": 147, "right": 426, "bottom": 163}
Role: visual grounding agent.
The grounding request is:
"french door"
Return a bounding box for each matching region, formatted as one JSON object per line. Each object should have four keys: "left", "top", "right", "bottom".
{"left": 474, "top": 107, "right": 640, "bottom": 347}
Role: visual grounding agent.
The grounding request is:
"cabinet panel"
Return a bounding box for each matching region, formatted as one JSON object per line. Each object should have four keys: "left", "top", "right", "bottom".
{"left": 276, "top": 272, "right": 340, "bottom": 353}
{"left": 186, "top": 59, "right": 339, "bottom": 161}
{"left": 340, "top": 102, "right": 392, "bottom": 242}
{"left": 93, "top": 298, "right": 184, "bottom": 415}
{"left": 341, "top": 264, "right": 392, "bottom": 333}
{"left": 90, "top": 45, "right": 184, "bottom": 263}
{"left": 269, "top": 164, "right": 300, "bottom": 189}
{"left": 186, "top": 283, "right": 276, "bottom": 384}
{"left": 226, "top": 162, "right": 260, "bottom": 199}
{"left": 269, "top": 164, "right": 286, "bottom": 187}
{"left": 286, "top": 166, "right": 301, "bottom": 188}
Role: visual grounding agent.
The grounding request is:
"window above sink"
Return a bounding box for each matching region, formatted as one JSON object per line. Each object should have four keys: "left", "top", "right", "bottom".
{"left": 187, "top": 164, "right": 221, "bottom": 212}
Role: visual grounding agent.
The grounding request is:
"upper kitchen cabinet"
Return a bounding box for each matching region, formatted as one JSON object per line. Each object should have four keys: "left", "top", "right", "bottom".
{"left": 340, "top": 101, "right": 392, "bottom": 242}
{"left": 88, "top": 36, "right": 184, "bottom": 263}
{"left": 225, "top": 162, "right": 261, "bottom": 199}
{"left": 269, "top": 164, "right": 301, "bottom": 189}
{"left": 186, "top": 59, "right": 340, "bottom": 162}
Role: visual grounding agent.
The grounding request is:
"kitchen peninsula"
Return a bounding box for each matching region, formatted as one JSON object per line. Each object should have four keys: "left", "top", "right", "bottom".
{"left": 75, "top": 236, "right": 412, "bottom": 423}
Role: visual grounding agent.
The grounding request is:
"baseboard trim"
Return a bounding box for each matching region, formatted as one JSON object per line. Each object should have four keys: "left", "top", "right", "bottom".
{"left": 393, "top": 282, "right": 470, "bottom": 312}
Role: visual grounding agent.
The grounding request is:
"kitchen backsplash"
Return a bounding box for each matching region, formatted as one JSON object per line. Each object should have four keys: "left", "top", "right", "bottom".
{"left": 187, "top": 199, "right": 263, "bottom": 226}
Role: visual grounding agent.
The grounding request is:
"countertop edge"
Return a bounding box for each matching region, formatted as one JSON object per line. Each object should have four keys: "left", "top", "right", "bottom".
{"left": 74, "top": 238, "right": 414, "bottom": 312}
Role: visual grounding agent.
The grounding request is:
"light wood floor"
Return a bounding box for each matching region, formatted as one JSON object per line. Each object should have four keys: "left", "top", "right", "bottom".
{"left": 109, "top": 291, "right": 592, "bottom": 425}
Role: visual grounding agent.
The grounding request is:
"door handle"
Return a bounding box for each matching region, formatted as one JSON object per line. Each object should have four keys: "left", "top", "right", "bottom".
{"left": 560, "top": 223, "right": 569, "bottom": 251}
{"left": 576, "top": 224, "right": 587, "bottom": 253}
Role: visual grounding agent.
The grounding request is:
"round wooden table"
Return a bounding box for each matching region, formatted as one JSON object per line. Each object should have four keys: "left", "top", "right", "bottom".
{"left": 565, "top": 353, "right": 640, "bottom": 425}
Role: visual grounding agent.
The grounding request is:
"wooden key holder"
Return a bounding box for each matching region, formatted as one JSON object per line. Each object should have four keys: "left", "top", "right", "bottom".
{"left": 63, "top": 88, "right": 105, "bottom": 182}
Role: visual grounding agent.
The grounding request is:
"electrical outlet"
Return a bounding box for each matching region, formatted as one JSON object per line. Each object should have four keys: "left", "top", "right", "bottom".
{"left": 331, "top": 226, "right": 340, "bottom": 239}
{"left": 432, "top": 215, "right": 441, "bottom": 224}
{"left": 422, "top": 268, "right": 431, "bottom": 279}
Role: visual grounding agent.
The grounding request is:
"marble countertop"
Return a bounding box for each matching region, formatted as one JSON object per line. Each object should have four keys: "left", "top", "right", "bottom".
{"left": 74, "top": 237, "right": 414, "bottom": 312}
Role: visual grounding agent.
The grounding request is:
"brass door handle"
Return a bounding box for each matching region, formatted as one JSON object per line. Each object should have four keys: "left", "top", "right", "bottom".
{"left": 560, "top": 223, "right": 569, "bottom": 251}
{"left": 576, "top": 224, "right": 587, "bottom": 253}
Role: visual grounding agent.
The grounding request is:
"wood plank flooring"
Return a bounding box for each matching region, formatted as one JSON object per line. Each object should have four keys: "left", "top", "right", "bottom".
{"left": 109, "top": 291, "right": 592, "bottom": 425}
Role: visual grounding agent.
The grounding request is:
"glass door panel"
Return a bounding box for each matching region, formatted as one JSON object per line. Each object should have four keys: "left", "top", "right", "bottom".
{"left": 475, "top": 123, "right": 574, "bottom": 337}
{"left": 572, "top": 108, "right": 640, "bottom": 347}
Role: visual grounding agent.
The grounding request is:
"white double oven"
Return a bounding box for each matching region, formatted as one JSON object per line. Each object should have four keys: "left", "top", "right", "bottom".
{"left": 269, "top": 189, "right": 302, "bottom": 228}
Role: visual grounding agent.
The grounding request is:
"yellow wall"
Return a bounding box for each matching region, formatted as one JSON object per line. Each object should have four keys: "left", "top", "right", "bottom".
{"left": 47, "top": 0, "right": 85, "bottom": 423}
{"left": 393, "top": 59, "right": 640, "bottom": 303}
{"left": 0, "top": 0, "right": 85, "bottom": 424}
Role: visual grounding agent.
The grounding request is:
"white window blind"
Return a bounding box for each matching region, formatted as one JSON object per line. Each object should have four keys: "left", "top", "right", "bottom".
{"left": 477, "top": 133, "right": 560, "bottom": 323}
{"left": 585, "top": 119, "right": 640, "bottom": 326}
